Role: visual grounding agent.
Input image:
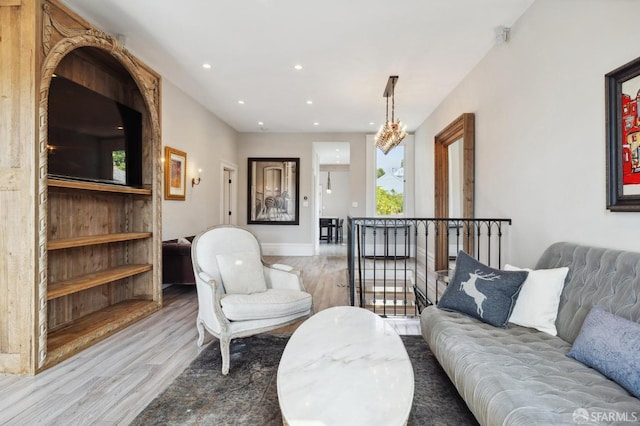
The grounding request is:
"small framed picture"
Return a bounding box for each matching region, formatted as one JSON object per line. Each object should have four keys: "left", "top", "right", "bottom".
{"left": 606, "top": 56, "right": 640, "bottom": 211}
{"left": 164, "top": 146, "right": 187, "bottom": 200}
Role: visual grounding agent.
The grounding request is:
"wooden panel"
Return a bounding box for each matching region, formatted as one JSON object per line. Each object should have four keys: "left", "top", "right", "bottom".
{"left": 48, "top": 189, "right": 128, "bottom": 240}
{"left": 48, "top": 178, "right": 152, "bottom": 195}
{"left": 0, "top": 0, "right": 39, "bottom": 375}
{"left": 45, "top": 299, "right": 160, "bottom": 369}
{"left": 48, "top": 232, "right": 152, "bottom": 250}
{"left": 0, "top": 353, "right": 21, "bottom": 373}
{"left": 0, "top": 0, "right": 163, "bottom": 375}
{"left": 48, "top": 264, "right": 153, "bottom": 300}
{"left": 47, "top": 245, "right": 120, "bottom": 284}
{"left": 0, "top": 168, "right": 23, "bottom": 190}
{"left": 48, "top": 273, "right": 147, "bottom": 330}
{"left": 55, "top": 48, "right": 135, "bottom": 107}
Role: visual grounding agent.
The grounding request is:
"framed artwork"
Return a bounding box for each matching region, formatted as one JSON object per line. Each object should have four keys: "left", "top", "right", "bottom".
{"left": 247, "top": 157, "right": 300, "bottom": 225}
{"left": 164, "top": 146, "right": 187, "bottom": 200}
{"left": 606, "top": 56, "right": 640, "bottom": 211}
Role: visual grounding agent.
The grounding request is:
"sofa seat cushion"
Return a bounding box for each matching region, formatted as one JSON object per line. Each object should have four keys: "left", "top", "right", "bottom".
{"left": 421, "top": 306, "right": 640, "bottom": 425}
{"left": 220, "top": 289, "right": 312, "bottom": 321}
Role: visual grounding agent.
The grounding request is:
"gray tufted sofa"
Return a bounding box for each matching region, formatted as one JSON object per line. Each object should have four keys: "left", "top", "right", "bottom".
{"left": 421, "top": 242, "right": 640, "bottom": 425}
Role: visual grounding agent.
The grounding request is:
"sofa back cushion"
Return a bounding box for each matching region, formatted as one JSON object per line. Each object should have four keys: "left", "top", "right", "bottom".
{"left": 535, "top": 242, "right": 640, "bottom": 344}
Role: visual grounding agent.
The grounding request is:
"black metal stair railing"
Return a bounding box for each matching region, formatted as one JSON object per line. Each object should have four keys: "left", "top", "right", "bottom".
{"left": 347, "top": 217, "right": 512, "bottom": 318}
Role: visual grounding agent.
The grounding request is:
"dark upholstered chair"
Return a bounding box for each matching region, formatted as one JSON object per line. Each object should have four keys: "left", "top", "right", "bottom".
{"left": 162, "top": 236, "right": 196, "bottom": 284}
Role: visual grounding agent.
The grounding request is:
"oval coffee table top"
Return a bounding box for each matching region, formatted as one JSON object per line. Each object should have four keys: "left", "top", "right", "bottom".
{"left": 277, "top": 306, "right": 414, "bottom": 426}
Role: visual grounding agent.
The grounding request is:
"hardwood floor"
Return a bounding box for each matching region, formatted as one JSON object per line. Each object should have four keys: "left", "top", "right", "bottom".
{"left": 0, "top": 254, "right": 419, "bottom": 425}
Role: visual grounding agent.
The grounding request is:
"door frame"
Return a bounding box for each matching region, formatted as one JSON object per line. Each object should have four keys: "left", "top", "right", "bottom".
{"left": 220, "top": 161, "right": 238, "bottom": 225}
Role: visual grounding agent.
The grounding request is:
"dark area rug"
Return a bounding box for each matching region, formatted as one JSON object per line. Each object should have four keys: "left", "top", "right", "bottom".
{"left": 132, "top": 335, "right": 477, "bottom": 426}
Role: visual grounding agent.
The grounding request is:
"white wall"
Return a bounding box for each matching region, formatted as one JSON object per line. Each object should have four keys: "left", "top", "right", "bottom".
{"left": 319, "top": 167, "right": 350, "bottom": 222}
{"left": 161, "top": 79, "right": 238, "bottom": 240}
{"left": 237, "top": 132, "right": 367, "bottom": 254}
{"left": 414, "top": 0, "right": 640, "bottom": 266}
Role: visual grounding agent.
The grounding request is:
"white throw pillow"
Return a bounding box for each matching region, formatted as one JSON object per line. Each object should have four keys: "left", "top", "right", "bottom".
{"left": 505, "top": 264, "right": 569, "bottom": 335}
{"left": 216, "top": 251, "right": 267, "bottom": 295}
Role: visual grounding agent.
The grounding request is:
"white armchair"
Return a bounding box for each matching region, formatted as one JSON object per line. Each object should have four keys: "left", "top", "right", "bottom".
{"left": 191, "top": 225, "right": 313, "bottom": 375}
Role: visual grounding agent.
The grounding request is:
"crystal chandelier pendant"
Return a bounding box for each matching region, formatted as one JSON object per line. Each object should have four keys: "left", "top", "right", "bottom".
{"left": 374, "top": 76, "right": 407, "bottom": 154}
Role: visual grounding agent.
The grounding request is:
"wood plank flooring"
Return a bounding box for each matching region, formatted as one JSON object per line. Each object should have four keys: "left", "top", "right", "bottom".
{"left": 0, "top": 253, "right": 419, "bottom": 425}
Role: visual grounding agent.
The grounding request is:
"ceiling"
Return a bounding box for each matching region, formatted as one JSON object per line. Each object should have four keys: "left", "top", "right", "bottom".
{"left": 315, "top": 142, "right": 351, "bottom": 165}
{"left": 60, "top": 0, "right": 534, "bottom": 137}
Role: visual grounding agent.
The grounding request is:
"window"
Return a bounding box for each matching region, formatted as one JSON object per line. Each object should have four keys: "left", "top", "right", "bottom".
{"left": 375, "top": 145, "right": 404, "bottom": 216}
{"left": 112, "top": 150, "right": 126, "bottom": 184}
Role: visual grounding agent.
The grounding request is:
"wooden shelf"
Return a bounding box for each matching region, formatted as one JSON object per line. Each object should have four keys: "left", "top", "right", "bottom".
{"left": 44, "top": 299, "right": 160, "bottom": 370}
{"left": 48, "top": 264, "right": 153, "bottom": 300}
{"left": 47, "top": 178, "right": 152, "bottom": 195}
{"left": 48, "top": 232, "right": 152, "bottom": 250}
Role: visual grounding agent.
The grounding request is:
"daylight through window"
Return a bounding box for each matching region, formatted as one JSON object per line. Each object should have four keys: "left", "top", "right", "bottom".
{"left": 375, "top": 145, "right": 404, "bottom": 216}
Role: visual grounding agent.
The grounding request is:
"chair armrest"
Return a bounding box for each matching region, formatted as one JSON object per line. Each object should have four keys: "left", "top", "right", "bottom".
{"left": 263, "top": 263, "right": 306, "bottom": 291}
{"left": 194, "top": 270, "right": 230, "bottom": 334}
{"left": 196, "top": 272, "right": 225, "bottom": 300}
{"left": 198, "top": 271, "right": 214, "bottom": 282}
{"left": 270, "top": 263, "right": 294, "bottom": 272}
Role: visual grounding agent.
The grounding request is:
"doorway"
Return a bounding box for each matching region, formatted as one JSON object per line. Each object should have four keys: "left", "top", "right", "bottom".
{"left": 313, "top": 142, "right": 351, "bottom": 255}
{"left": 220, "top": 162, "right": 238, "bottom": 225}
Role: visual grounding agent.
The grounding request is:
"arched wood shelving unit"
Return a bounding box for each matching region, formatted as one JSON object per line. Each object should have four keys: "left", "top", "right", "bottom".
{"left": 0, "top": 0, "right": 162, "bottom": 374}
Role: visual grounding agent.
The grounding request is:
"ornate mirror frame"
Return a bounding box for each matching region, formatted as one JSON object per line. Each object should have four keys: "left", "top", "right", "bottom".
{"left": 434, "top": 113, "right": 475, "bottom": 271}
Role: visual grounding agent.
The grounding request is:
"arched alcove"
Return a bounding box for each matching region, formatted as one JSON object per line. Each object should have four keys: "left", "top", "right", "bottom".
{"left": 33, "top": 2, "right": 162, "bottom": 371}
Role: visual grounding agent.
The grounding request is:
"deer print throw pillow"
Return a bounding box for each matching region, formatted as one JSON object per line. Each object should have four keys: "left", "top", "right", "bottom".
{"left": 437, "top": 251, "right": 529, "bottom": 327}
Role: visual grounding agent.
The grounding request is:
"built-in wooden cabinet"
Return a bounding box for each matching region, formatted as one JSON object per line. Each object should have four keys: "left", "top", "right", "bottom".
{"left": 45, "top": 179, "right": 157, "bottom": 367}
{"left": 0, "top": 0, "right": 162, "bottom": 374}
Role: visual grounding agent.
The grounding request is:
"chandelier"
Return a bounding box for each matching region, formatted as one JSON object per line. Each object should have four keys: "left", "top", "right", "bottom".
{"left": 375, "top": 75, "right": 407, "bottom": 155}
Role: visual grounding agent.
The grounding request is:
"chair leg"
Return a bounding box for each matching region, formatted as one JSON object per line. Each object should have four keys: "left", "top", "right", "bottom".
{"left": 196, "top": 318, "right": 205, "bottom": 346}
{"left": 220, "top": 335, "right": 232, "bottom": 375}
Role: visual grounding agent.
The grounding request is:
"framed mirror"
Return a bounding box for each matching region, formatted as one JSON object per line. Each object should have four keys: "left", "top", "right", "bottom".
{"left": 248, "top": 157, "right": 300, "bottom": 225}
{"left": 434, "top": 113, "right": 475, "bottom": 270}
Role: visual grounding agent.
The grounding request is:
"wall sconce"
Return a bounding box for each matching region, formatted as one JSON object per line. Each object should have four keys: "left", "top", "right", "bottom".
{"left": 326, "top": 171, "right": 332, "bottom": 194}
{"left": 192, "top": 168, "right": 202, "bottom": 187}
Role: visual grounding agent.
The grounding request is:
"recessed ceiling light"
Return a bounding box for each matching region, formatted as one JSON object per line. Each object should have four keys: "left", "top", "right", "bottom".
{"left": 116, "top": 126, "right": 124, "bottom": 130}
{"left": 369, "top": 122, "right": 375, "bottom": 125}
{"left": 202, "top": 63, "right": 212, "bottom": 69}
{"left": 313, "top": 122, "right": 319, "bottom": 126}
{"left": 294, "top": 64, "right": 303, "bottom": 70}
{"left": 335, "top": 149, "right": 340, "bottom": 152}
{"left": 238, "top": 100, "right": 245, "bottom": 104}
{"left": 306, "top": 100, "right": 313, "bottom": 105}
{"left": 258, "top": 121, "right": 264, "bottom": 126}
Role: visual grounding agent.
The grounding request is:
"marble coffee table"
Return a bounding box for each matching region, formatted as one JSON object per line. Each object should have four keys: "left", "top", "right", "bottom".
{"left": 277, "top": 306, "right": 414, "bottom": 425}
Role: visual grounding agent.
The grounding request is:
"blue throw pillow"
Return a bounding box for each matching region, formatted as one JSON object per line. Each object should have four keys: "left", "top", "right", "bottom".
{"left": 567, "top": 306, "right": 640, "bottom": 398}
{"left": 437, "top": 251, "right": 528, "bottom": 328}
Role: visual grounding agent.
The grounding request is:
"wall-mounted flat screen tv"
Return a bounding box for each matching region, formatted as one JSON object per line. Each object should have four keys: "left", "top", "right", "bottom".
{"left": 47, "top": 75, "right": 143, "bottom": 186}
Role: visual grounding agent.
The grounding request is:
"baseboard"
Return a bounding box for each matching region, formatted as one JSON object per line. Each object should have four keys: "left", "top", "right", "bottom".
{"left": 261, "top": 243, "right": 314, "bottom": 256}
